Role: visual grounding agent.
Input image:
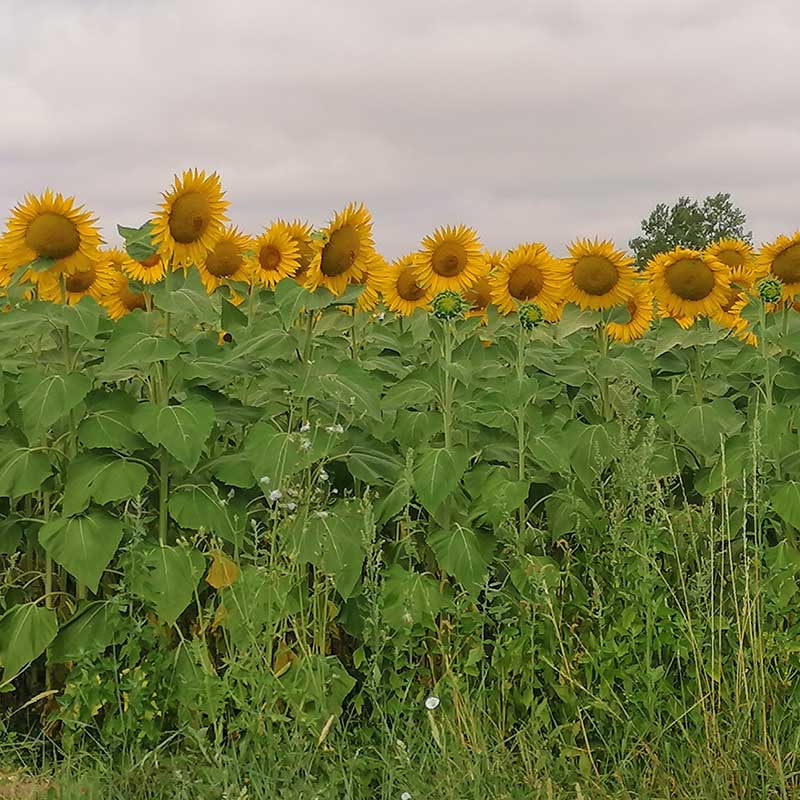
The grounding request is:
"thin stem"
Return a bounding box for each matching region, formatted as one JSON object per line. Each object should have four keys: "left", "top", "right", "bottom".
{"left": 759, "top": 303, "right": 773, "bottom": 411}
{"left": 597, "top": 318, "right": 612, "bottom": 421}
{"left": 43, "top": 490, "right": 54, "bottom": 690}
{"left": 516, "top": 324, "right": 527, "bottom": 535}
{"left": 442, "top": 322, "right": 454, "bottom": 449}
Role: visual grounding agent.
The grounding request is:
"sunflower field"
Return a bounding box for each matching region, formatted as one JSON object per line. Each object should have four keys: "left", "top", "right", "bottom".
{"left": 1, "top": 170, "right": 800, "bottom": 797}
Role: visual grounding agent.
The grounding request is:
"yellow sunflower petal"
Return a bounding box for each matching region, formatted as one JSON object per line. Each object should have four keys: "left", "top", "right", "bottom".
{"left": 36, "top": 252, "right": 116, "bottom": 305}
{"left": 563, "top": 238, "right": 636, "bottom": 311}
{"left": 413, "top": 224, "right": 485, "bottom": 294}
{"left": 196, "top": 225, "right": 252, "bottom": 293}
{"left": 489, "top": 242, "right": 563, "bottom": 316}
{"left": 382, "top": 254, "right": 434, "bottom": 316}
{"left": 248, "top": 221, "right": 300, "bottom": 288}
{"left": 705, "top": 238, "right": 755, "bottom": 286}
{"left": 606, "top": 281, "right": 654, "bottom": 343}
{"left": 100, "top": 271, "right": 151, "bottom": 320}
{"left": 756, "top": 231, "right": 800, "bottom": 300}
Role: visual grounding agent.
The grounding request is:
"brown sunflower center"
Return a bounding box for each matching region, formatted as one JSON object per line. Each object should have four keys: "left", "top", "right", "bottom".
{"left": 397, "top": 267, "right": 426, "bottom": 301}
{"left": 715, "top": 249, "right": 746, "bottom": 269}
{"left": 772, "top": 244, "right": 800, "bottom": 285}
{"left": 138, "top": 253, "right": 161, "bottom": 268}
{"left": 205, "top": 241, "right": 242, "bottom": 277}
{"left": 664, "top": 258, "right": 715, "bottom": 301}
{"left": 465, "top": 277, "right": 492, "bottom": 309}
{"left": 321, "top": 226, "right": 360, "bottom": 276}
{"left": 169, "top": 192, "right": 211, "bottom": 244}
{"left": 65, "top": 270, "right": 96, "bottom": 293}
{"left": 432, "top": 242, "right": 467, "bottom": 277}
{"left": 508, "top": 263, "right": 544, "bottom": 300}
{"left": 121, "top": 286, "right": 148, "bottom": 311}
{"left": 258, "top": 245, "right": 282, "bottom": 272}
{"left": 572, "top": 256, "right": 619, "bottom": 296}
{"left": 25, "top": 212, "right": 80, "bottom": 260}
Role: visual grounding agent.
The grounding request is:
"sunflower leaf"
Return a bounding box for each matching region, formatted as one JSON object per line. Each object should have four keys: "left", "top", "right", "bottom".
{"left": 38, "top": 511, "right": 124, "bottom": 594}
{"left": 16, "top": 370, "right": 91, "bottom": 437}
{"left": 428, "top": 524, "right": 494, "bottom": 598}
{"left": 78, "top": 390, "right": 147, "bottom": 453}
{"left": 169, "top": 483, "right": 244, "bottom": 545}
{"left": 0, "top": 447, "right": 53, "bottom": 498}
{"left": 26, "top": 257, "right": 59, "bottom": 273}
{"left": 118, "top": 221, "right": 157, "bottom": 262}
{"left": 48, "top": 600, "right": 125, "bottom": 663}
{"left": 102, "top": 330, "right": 182, "bottom": 372}
{"left": 412, "top": 446, "right": 470, "bottom": 513}
{"left": 61, "top": 296, "right": 101, "bottom": 341}
{"left": 150, "top": 269, "right": 215, "bottom": 318}
{"left": 0, "top": 604, "right": 59, "bottom": 687}
{"left": 62, "top": 453, "right": 149, "bottom": 515}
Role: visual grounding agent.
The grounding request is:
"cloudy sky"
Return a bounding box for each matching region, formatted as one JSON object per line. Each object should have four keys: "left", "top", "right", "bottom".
{"left": 1, "top": 0, "right": 798, "bottom": 258}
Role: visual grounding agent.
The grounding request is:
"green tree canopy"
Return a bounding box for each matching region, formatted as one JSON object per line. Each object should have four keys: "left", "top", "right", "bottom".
{"left": 629, "top": 193, "right": 751, "bottom": 268}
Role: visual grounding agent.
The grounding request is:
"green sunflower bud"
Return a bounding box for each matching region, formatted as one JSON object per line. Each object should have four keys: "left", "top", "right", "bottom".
{"left": 756, "top": 277, "right": 782, "bottom": 304}
{"left": 432, "top": 290, "right": 466, "bottom": 320}
{"left": 518, "top": 302, "right": 544, "bottom": 330}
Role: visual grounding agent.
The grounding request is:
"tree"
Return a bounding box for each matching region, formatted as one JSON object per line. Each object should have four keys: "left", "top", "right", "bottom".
{"left": 629, "top": 193, "right": 751, "bottom": 268}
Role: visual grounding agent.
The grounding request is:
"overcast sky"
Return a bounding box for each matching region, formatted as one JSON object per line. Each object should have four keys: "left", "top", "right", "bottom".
{"left": 1, "top": 0, "right": 798, "bottom": 259}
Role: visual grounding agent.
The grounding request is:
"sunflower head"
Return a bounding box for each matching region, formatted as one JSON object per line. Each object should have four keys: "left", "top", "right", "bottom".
{"left": 197, "top": 226, "right": 252, "bottom": 293}
{"left": 2, "top": 190, "right": 103, "bottom": 273}
{"left": 356, "top": 253, "right": 388, "bottom": 312}
{"left": 706, "top": 238, "right": 754, "bottom": 284}
{"left": 518, "top": 302, "right": 545, "bottom": 330}
{"left": 249, "top": 221, "right": 300, "bottom": 289}
{"left": 413, "top": 225, "right": 485, "bottom": 294}
{"left": 489, "top": 242, "right": 563, "bottom": 316}
{"left": 647, "top": 247, "right": 731, "bottom": 318}
{"left": 464, "top": 275, "right": 493, "bottom": 322}
{"left": 152, "top": 169, "right": 229, "bottom": 267}
{"left": 100, "top": 272, "right": 151, "bottom": 320}
{"left": 381, "top": 254, "right": 432, "bottom": 316}
{"left": 756, "top": 231, "right": 800, "bottom": 299}
{"left": 606, "top": 282, "right": 654, "bottom": 343}
{"left": 432, "top": 290, "right": 467, "bottom": 320}
{"left": 563, "top": 238, "right": 636, "bottom": 311}
{"left": 305, "top": 203, "right": 376, "bottom": 296}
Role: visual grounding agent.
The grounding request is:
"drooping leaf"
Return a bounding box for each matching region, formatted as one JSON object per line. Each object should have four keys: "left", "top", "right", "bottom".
{"left": 48, "top": 601, "right": 125, "bottom": 663}
{"left": 118, "top": 221, "right": 157, "bottom": 262}
{"left": 667, "top": 398, "right": 744, "bottom": 460}
{"left": 0, "top": 448, "right": 52, "bottom": 498}
{"left": 0, "top": 604, "right": 58, "bottom": 686}
{"left": 569, "top": 424, "right": 612, "bottom": 488}
{"left": 244, "top": 424, "right": 306, "bottom": 485}
{"left": 318, "top": 363, "right": 382, "bottom": 420}
{"left": 102, "top": 330, "right": 181, "bottom": 372}
{"left": 39, "top": 511, "right": 124, "bottom": 594}
{"left": 169, "top": 483, "right": 244, "bottom": 544}
{"left": 428, "top": 525, "right": 494, "bottom": 598}
{"left": 132, "top": 395, "right": 215, "bottom": 470}
{"left": 381, "top": 565, "right": 450, "bottom": 631}
{"left": 16, "top": 370, "right": 91, "bottom": 436}
{"left": 772, "top": 482, "right": 800, "bottom": 529}
{"left": 62, "top": 453, "right": 148, "bottom": 515}
{"left": 78, "top": 390, "right": 147, "bottom": 452}
{"left": 61, "top": 296, "right": 102, "bottom": 341}
{"left": 205, "top": 551, "right": 240, "bottom": 590}
{"left": 128, "top": 545, "right": 205, "bottom": 626}
{"left": 412, "top": 446, "right": 470, "bottom": 513}
{"left": 150, "top": 269, "right": 216, "bottom": 318}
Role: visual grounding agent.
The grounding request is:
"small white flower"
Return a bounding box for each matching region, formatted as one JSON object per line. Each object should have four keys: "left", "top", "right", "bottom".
{"left": 424, "top": 695, "right": 440, "bottom": 710}
{"left": 315, "top": 510, "right": 329, "bottom": 518}
{"left": 332, "top": 488, "right": 338, "bottom": 494}
{"left": 300, "top": 421, "right": 311, "bottom": 433}
{"left": 325, "top": 423, "right": 344, "bottom": 434}
{"left": 259, "top": 475, "right": 271, "bottom": 485}
{"left": 319, "top": 469, "right": 329, "bottom": 481}
{"left": 268, "top": 489, "right": 283, "bottom": 503}
{"left": 377, "top": 312, "right": 386, "bottom": 321}
{"left": 401, "top": 793, "right": 412, "bottom": 800}
{"left": 285, "top": 501, "right": 297, "bottom": 512}
{"left": 300, "top": 437, "right": 312, "bottom": 451}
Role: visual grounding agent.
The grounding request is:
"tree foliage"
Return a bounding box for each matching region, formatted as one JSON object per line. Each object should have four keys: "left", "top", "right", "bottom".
{"left": 629, "top": 192, "right": 751, "bottom": 267}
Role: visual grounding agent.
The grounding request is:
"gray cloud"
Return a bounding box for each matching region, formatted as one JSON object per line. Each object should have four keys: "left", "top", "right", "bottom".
{"left": 1, "top": 0, "right": 798, "bottom": 258}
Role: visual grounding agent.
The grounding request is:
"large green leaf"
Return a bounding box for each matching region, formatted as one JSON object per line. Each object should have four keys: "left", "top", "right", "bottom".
{"left": 78, "top": 390, "right": 147, "bottom": 452}
{"left": 132, "top": 396, "right": 215, "bottom": 470}
{"left": 61, "top": 297, "right": 102, "bottom": 341}
{"left": 62, "top": 453, "right": 149, "bottom": 515}
{"left": 772, "top": 482, "right": 800, "bottom": 529}
{"left": 569, "top": 424, "right": 612, "bottom": 488}
{"left": 381, "top": 565, "right": 450, "bottom": 631}
{"left": 118, "top": 221, "right": 157, "bottom": 261}
{"left": 128, "top": 545, "right": 205, "bottom": 626}
{"left": 150, "top": 269, "right": 216, "bottom": 318}
{"left": 0, "top": 604, "right": 58, "bottom": 685}
{"left": 382, "top": 377, "right": 436, "bottom": 410}
{"left": 245, "top": 424, "right": 307, "bottom": 485}
{"left": 39, "top": 511, "right": 124, "bottom": 594}
{"left": 48, "top": 600, "right": 124, "bottom": 663}
{"left": 16, "top": 370, "right": 91, "bottom": 436}
{"left": 667, "top": 398, "right": 744, "bottom": 460}
{"left": 318, "top": 363, "right": 382, "bottom": 420}
{"left": 428, "top": 525, "right": 494, "bottom": 598}
{"left": 0, "top": 447, "right": 52, "bottom": 498}
{"left": 412, "top": 446, "right": 469, "bottom": 513}
{"left": 103, "top": 330, "right": 181, "bottom": 372}
{"left": 169, "top": 483, "right": 244, "bottom": 544}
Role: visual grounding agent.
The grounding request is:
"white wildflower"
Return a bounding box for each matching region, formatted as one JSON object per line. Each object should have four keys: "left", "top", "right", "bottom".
{"left": 285, "top": 501, "right": 297, "bottom": 512}
{"left": 268, "top": 489, "right": 283, "bottom": 503}
{"left": 400, "top": 793, "right": 412, "bottom": 800}
{"left": 319, "top": 469, "right": 329, "bottom": 481}
{"left": 300, "top": 437, "right": 312, "bottom": 451}
{"left": 325, "top": 423, "right": 344, "bottom": 434}
{"left": 300, "top": 421, "right": 311, "bottom": 433}
{"left": 259, "top": 475, "right": 271, "bottom": 485}
{"left": 424, "top": 695, "right": 440, "bottom": 710}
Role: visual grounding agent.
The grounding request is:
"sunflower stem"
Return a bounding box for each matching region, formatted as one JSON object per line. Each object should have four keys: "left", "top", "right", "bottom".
{"left": 598, "top": 318, "right": 612, "bottom": 422}
{"left": 442, "top": 321, "right": 454, "bottom": 449}
{"left": 43, "top": 489, "right": 54, "bottom": 690}
{"left": 300, "top": 311, "right": 316, "bottom": 424}
{"left": 247, "top": 281, "right": 257, "bottom": 326}
{"left": 759, "top": 302, "right": 773, "bottom": 412}
{"left": 516, "top": 323, "right": 527, "bottom": 535}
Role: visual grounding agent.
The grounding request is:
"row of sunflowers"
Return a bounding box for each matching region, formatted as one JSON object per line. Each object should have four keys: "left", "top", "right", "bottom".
{"left": 1, "top": 169, "right": 798, "bottom": 345}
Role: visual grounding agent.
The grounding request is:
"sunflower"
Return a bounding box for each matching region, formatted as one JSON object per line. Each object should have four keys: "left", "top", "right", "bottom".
{"left": 123, "top": 251, "right": 168, "bottom": 284}
{"left": 647, "top": 247, "right": 731, "bottom": 318}
{"left": 248, "top": 221, "right": 300, "bottom": 288}
{"left": 151, "top": 169, "right": 229, "bottom": 267}
{"left": 756, "top": 231, "right": 800, "bottom": 300}
{"left": 562, "top": 238, "right": 636, "bottom": 311}
{"left": 464, "top": 275, "right": 493, "bottom": 322}
{"left": 489, "top": 242, "right": 563, "bottom": 316}
{"left": 382, "top": 254, "right": 434, "bottom": 316}
{"left": 355, "top": 253, "right": 388, "bottom": 312}
{"left": 413, "top": 224, "right": 484, "bottom": 294}
{"left": 305, "top": 203, "right": 376, "bottom": 296}
{"left": 279, "top": 219, "right": 316, "bottom": 289}
{"left": 606, "top": 282, "right": 654, "bottom": 343}
{"left": 657, "top": 305, "right": 696, "bottom": 329}
{"left": 100, "top": 272, "right": 151, "bottom": 320}
{"left": 2, "top": 190, "right": 102, "bottom": 273}
{"left": 197, "top": 226, "right": 252, "bottom": 293}
{"left": 482, "top": 249, "right": 505, "bottom": 273}
{"left": 711, "top": 292, "right": 757, "bottom": 346}
{"left": 36, "top": 252, "right": 116, "bottom": 305}
{"left": 705, "top": 238, "right": 754, "bottom": 285}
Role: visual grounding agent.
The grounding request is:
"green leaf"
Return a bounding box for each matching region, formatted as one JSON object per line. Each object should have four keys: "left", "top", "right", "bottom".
{"left": 61, "top": 296, "right": 101, "bottom": 341}
{"left": 62, "top": 453, "right": 148, "bottom": 515}
{"left": 169, "top": 483, "right": 244, "bottom": 544}
{"left": 0, "top": 518, "right": 23, "bottom": 554}
{"left": 102, "top": 331, "right": 181, "bottom": 372}
{"left": 16, "top": 370, "right": 91, "bottom": 436}
{"left": 0, "top": 448, "right": 52, "bottom": 498}
{"left": 381, "top": 565, "right": 450, "bottom": 631}
{"left": 222, "top": 296, "right": 248, "bottom": 330}
{"left": 39, "top": 511, "right": 124, "bottom": 594}
{"left": 412, "top": 446, "right": 469, "bottom": 513}
{"left": 150, "top": 269, "right": 216, "bottom": 318}
{"left": 667, "top": 398, "right": 744, "bottom": 460}
{"left": 0, "top": 604, "right": 58, "bottom": 686}
{"left": 569, "top": 424, "right": 611, "bottom": 487}
{"left": 245, "top": 425, "right": 306, "bottom": 485}
{"left": 318, "top": 363, "right": 382, "bottom": 420}
{"left": 208, "top": 452, "right": 256, "bottom": 488}
{"left": 382, "top": 377, "right": 436, "bottom": 410}
{"left": 428, "top": 525, "right": 494, "bottom": 598}
{"left": 345, "top": 447, "right": 402, "bottom": 486}
{"left": 27, "top": 257, "right": 59, "bottom": 273}
{"left": 118, "top": 221, "right": 157, "bottom": 261}
{"left": 772, "top": 482, "right": 800, "bottom": 529}
{"left": 132, "top": 395, "right": 215, "bottom": 470}
{"left": 274, "top": 278, "right": 312, "bottom": 326}
{"left": 48, "top": 601, "right": 124, "bottom": 663}
{"left": 78, "top": 390, "right": 147, "bottom": 453}
{"left": 128, "top": 544, "right": 205, "bottom": 626}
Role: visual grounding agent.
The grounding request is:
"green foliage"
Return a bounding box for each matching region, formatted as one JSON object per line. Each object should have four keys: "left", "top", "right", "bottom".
{"left": 629, "top": 192, "right": 751, "bottom": 267}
